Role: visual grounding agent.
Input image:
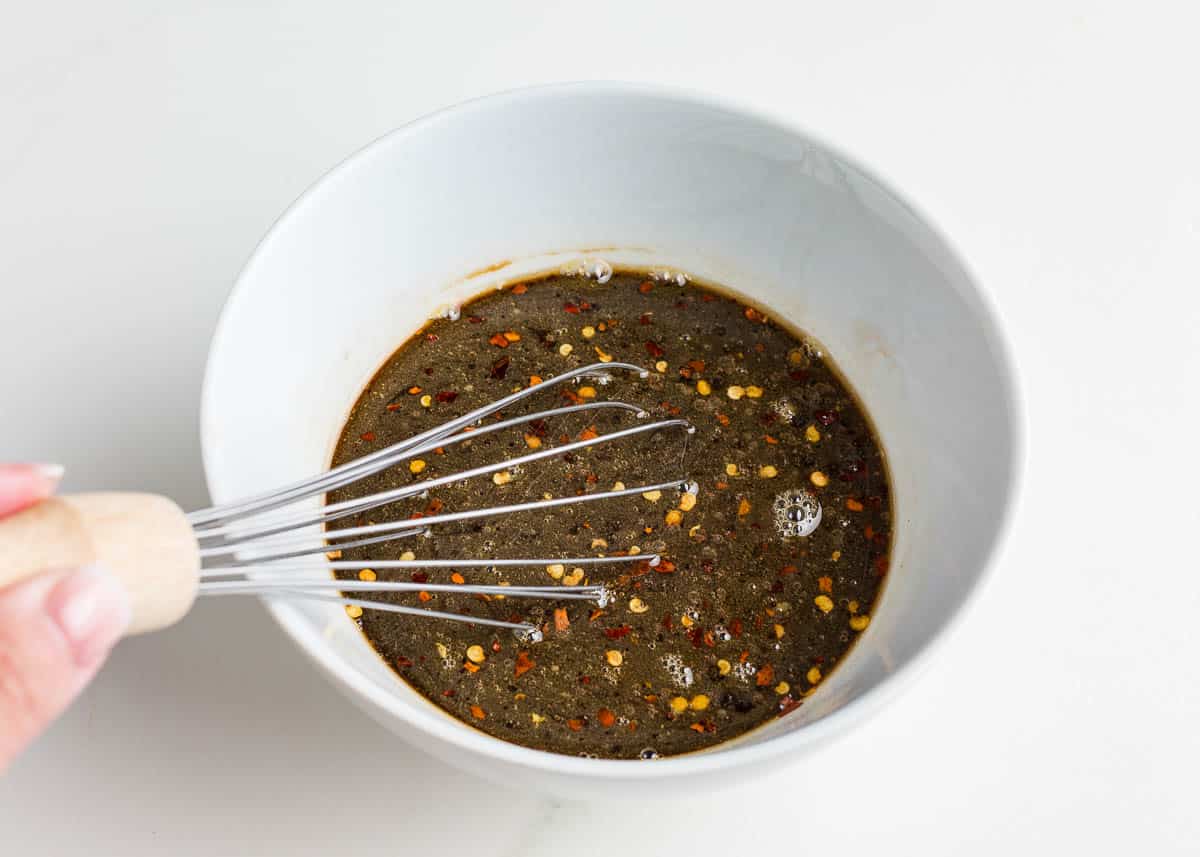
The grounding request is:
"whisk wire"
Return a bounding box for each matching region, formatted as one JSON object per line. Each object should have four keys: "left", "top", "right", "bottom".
{"left": 189, "top": 362, "right": 689, "bottom": 637}
{"left": 188, "top": 362, "right": 650, "bottom": 527}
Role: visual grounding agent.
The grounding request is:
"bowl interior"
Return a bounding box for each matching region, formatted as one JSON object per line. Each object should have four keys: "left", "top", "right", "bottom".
{"left": 202, "top": 85, "right": 1018, "bottom": 772}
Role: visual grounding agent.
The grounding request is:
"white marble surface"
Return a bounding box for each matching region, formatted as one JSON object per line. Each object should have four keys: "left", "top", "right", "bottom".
{"left": 1, "top": 2, "right": 1197, "bottom": 854}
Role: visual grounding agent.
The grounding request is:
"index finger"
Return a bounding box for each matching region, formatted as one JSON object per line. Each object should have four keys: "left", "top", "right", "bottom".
{"left": 0, "top": 463, "right": 64, "bottom": 518}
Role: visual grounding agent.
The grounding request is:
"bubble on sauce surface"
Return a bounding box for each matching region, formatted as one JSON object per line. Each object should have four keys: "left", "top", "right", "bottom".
{"left": 731, "top": 660, "right": 757, "bottom": 683}
{"left": 639, "top": 748, "right": 660, "bottom": 760}
{"left": 560, "top": 258, "right": 613, "bottom": 283}
{"left": 587, "top": 259, "right": 613, "bottom": 283}
{"left": 650, "top": 268, "right": 689, "bottom": 286}
{"left": 773, "top": 488, "right": 822, "bottom": 538}
{"left": 662, "top": 653, "right": 695, "bottom": 688}
{"left": 516, "top": 627, "right": 544, "bottom": 644}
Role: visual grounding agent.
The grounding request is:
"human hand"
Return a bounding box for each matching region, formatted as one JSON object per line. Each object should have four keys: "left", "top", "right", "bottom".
{"left": 0, "top": 464, "right": 130, "bottom": 772}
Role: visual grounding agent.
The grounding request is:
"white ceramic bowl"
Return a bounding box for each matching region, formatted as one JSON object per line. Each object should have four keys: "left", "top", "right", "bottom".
{"left": 201, "top": 83, "right": 1021, "bottom": 797}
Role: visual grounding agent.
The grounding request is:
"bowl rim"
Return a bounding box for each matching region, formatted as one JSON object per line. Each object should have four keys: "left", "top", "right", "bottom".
{"left": 201, "top": 80, "right": 1025, "bottom": 778}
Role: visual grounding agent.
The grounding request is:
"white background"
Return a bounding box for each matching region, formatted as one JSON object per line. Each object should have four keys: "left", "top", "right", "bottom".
{"left": 2, "top": 2, "right": 1198, "bottom": 854}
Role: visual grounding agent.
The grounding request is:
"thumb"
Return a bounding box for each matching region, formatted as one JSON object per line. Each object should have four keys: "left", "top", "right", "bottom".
{"left": 0, "top": 565, "right": 130, "bottom": 771}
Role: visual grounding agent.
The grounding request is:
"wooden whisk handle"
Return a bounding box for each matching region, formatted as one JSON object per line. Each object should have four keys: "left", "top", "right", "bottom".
{"left": 0, "top": 493, "right": 199, "bottom": 635}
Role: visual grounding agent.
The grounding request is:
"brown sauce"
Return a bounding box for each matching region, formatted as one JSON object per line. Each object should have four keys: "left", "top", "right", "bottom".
{"left": 328, "top": 270, "right": 892, "bottom": 758}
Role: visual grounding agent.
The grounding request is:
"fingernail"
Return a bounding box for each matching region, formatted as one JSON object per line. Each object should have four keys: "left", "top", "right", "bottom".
{"left": 33, "top": 463, "right": 65, "bottom": 483}
{"left": 45, "top": 565, "right": 131, "bottom": 667}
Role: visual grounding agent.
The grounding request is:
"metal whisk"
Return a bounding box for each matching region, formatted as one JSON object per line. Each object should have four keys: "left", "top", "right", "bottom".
{"left": 187, "top": 363, "right": 694, "bottom": 641}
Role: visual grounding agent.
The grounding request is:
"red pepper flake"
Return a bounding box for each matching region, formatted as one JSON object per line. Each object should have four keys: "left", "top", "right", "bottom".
{"left": 730, "top": 618, "right": 744, "bottom": 638}
{"left": 661, "top": 614, "right": 673, "bottom": 631}
{"left": 703, "top": 630, "right": 716, "bottom": 647}
{"left": 654, "top": 557, "right": 676, "bottom": 574}
{"left": 589, "top": 608, "right": 605, "bottom": 622}
{"left": 744, "top": 306, "right": 767, "bottom": 323}
{"left": 687, "top": 627, "right": 704, "bottom": 648}
{"left": 639, "top": 313, "right": 653, "bottom": 325}
{"left": 566, "top": 718, "right": 585, "bottom": 731}
{"left": 756, "top": 663, "right": 775, "bottom": 687}
{"left": 689, "top": 723, "right": 706, "bottom": 733}
{"left": 563, "top": 301, "right": 581, "bottom": 314}
{"left": 578, "top": 425, "right": 599, "bottom": 441}
{"left": 815, "top": 409, "right": 839, "bottom": 427}
{"left": 644, "top": 340, "right": 665, "bottom": 358}
{"left": 488, "top": 332, "right": 510, "bottom": 348}
{"left": 511, "top": 283, "right": 528, "bottom": 295}
{"left": 604, "top": 624, "right": 632, "bottom": 640}
{"left": 436, "top": 390, "right": 459, "bottom": 403}
{"left": 700, "top": 293, "right": 717, "bottom": 302}
{"left": 395, "top": 656, "right": 413, "bottom": 668}
{"left": 764, "top": 434, "right": 779, "bottom": 444}
{"left": 716, "top": 413, "right": 731, "bottom": 427}
{"left": 597, "top": 708, "right": 616, "bottom": 728}
{"left": 779, "top": 564, "right": 799, "bottom": 576}
{"left": 423, "top": 498, "right": 444, "bottom": 515}
{"left": 514, "top": 650, "right": 535, "bottom": 677}
{"left": 638, "top": 280, "right": 654, "bottom": 293}
{"left": 386, "top": 403, "right": 402, "bottom": 412}
{"left": 560, "top": 388, "right": 584, "bottom": 405}
{"left": 463, "top": 661, "right": 480, "bottom": 674}
{"left": 450, "top": 572, "right": 465, "bottom": 585}
{"left": 874, "top": 555, "right": 890, "bottom": 576}
{"left": 470, "top": 704, "right": 487, "bottom": 720}
{"left": 467, "top": 315, "right": 485, "bottom": 324}
{"left": 489, "top": 355, "right": 511, "bottom": 379}
{"left": 418, "top": 591, "right": 432, "bottom": 602}
{"left": 554, "top": 607, "right": 570, "bottom": 632}
{"left": 359, "top": 431, "right": 377, "bottom": 442}
{"left": 778, "top": 695, "right": 802, "bottom": 717}
{"left": 818, "top": 576, "right": 833, "bottom": 593}
{"left": 687, "top": 359, "right": 706, "bottom": 375}
{"left": 846, "top": 498, "right": 864, "bottom": 512}
{"left": 425, "top": 333, "right": 439, "bottom": 342}
{"left": 491, "top": 639, "right": 502, "bottom": 653}
{"left": 442, "top": 689, "right": 456, "bottom": 698}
